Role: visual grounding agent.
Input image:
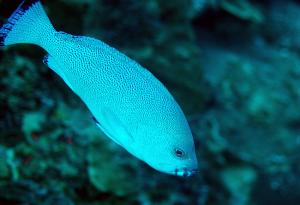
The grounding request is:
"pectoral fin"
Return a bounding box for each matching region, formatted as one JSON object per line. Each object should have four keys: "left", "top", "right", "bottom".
{"left": 92, "top": 108, "right": 134, "bottom": 147}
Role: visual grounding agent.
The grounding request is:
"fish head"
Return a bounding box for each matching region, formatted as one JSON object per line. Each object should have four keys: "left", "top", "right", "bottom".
{"left": 92, "top": 106, "right": 198, "bottom": 177}
{"left": 153, "top": 143, "right": 199, "bottom": 177}
{"left": 137, "top": 113, "right": 199, "bottom": 177}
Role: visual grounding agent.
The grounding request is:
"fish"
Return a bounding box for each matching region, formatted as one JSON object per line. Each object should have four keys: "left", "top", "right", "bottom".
{"left": 0, "top": 0, "right": 198, "bottom": 177}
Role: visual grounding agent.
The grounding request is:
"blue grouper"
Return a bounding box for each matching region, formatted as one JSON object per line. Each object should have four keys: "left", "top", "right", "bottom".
{"left": 0, "top": 0, "right": 198, "bottom": 177}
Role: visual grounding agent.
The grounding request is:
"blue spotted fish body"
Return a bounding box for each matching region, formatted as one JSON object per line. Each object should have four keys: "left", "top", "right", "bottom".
{"left": 0, "top": 0, "right": 198, "bottom": 176}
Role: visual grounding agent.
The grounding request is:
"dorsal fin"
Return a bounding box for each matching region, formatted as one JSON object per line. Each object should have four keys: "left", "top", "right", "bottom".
{"left": 55, "top": 32, "right": 109, "bottom": 51}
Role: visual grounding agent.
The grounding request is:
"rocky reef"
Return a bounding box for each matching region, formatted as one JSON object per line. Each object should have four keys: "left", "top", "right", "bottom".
{"left": 0, "top": 0, "right": 300, "bottom": 204}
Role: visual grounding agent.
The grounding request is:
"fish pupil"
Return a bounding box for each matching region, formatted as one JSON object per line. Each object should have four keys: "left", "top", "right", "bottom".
{"left": 175, "top": 148, "right": 184, "bottom": 157}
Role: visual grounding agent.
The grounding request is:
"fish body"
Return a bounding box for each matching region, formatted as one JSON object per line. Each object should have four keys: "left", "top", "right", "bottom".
{"left": 0, "top": 0, "right": 198, "bottom": 176}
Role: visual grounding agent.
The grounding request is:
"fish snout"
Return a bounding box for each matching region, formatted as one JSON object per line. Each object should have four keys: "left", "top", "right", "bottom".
{"left": 174, "top": 168, "right": 199, "bottom": 177}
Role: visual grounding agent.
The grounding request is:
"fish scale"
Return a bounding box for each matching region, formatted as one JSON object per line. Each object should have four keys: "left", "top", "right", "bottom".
{"left": 0, "top": 0, "right": 198, "bottom": 177}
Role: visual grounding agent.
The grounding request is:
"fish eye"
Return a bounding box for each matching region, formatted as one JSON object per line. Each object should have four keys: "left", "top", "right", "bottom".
{"left": 174, "top": 148, "right": 185, "bottom": 158}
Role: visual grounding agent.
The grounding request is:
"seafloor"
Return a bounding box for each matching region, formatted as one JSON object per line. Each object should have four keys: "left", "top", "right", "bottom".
{"left": 0, "top": 0, "right": 299, "bottom": 205}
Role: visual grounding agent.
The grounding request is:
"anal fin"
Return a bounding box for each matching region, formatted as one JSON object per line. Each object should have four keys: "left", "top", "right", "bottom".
{"left": 43, "top": 54, "right": 74, "bottom": 91}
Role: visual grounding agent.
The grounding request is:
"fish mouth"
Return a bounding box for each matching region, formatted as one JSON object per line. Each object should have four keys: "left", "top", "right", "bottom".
{"left": 174, "top": 168, "right": 199, "bottom": 177}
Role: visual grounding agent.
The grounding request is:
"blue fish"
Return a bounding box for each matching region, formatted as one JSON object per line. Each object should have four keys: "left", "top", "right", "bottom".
{"left": 0, "top": 0, "right": 198, "bottom": 177}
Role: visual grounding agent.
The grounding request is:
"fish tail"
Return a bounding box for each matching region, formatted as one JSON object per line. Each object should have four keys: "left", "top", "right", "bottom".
{"left": 0, "top": 0, "right": 55, "bottom": 47}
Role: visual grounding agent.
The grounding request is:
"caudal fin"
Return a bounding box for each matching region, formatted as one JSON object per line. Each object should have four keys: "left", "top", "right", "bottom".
{"left": 0, "top": 0, "right": 55, "bottom": 47}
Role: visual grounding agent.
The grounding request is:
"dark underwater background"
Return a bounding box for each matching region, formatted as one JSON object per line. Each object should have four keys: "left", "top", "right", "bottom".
{"left": 0, "top": 0, "right": 300, "bottom": 204}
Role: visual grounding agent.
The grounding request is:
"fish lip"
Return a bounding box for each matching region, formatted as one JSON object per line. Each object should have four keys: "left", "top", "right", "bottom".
{"left": 174, "top": 167, "right": 199, "bottom": 177}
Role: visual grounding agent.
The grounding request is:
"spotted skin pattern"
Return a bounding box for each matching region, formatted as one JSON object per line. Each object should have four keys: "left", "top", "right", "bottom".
{"left": 0, "top": 0, "right": 198, "bottom": 176}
